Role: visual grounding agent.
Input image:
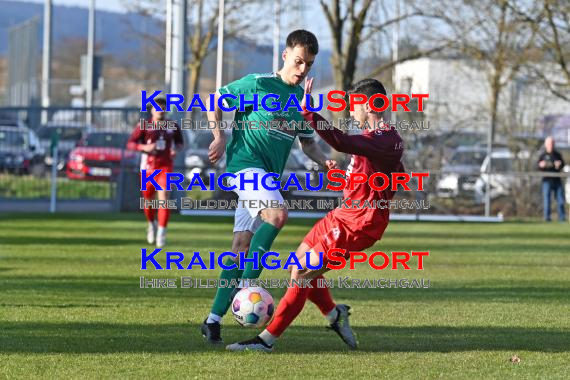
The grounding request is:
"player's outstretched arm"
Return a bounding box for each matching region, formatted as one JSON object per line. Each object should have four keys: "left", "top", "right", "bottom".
{"left": 298, "top": 137, "right": 337, "bottom": 170}
{"left": 302, "top": 110, "right": 381, "bottom": 157}
{"left": 207, "top": 92, "right": 226, "bottom": 164}
{"left": 301, "top": 77, "right": 384, "bottom": 158}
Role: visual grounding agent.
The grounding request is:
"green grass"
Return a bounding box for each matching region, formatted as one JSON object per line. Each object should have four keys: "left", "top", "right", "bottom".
{"left": 0, "top": 213, "right": 568, "bottom": 379}
{"left": 0, "top": 174, "right": 212, "bottom": 200}
{"left": 0, "top": 174, "right": 114, "bottom": 199}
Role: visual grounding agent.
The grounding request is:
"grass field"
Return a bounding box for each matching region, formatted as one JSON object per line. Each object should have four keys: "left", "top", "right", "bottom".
{"left": 0, "top": 174, "right": 114, "bottom": 199}
{"left": 0, "top": 213, "right": 569, "bottom": 379}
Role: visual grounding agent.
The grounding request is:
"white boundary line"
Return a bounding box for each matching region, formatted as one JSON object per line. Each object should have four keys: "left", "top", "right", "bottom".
{"left": 180, "top": 209, "right": 504, "bottom": 222}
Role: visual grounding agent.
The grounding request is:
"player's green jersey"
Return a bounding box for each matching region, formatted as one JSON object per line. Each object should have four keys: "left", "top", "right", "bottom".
{"left": 218, "top": 72, "right": 314, "bottom": 177}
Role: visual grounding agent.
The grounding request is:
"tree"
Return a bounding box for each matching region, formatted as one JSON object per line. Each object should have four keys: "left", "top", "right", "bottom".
{"left": 122, "top": 0, "right": 271, "bottom": 119}
{"left": 118, "top": 6, "right": 166, "bottom": 98}
{"left": 543, "top": 0, "right": 570, "bottom": 97}
{"left": 510, "top": 0, "right": 570, "bottom": 101}
{"left": 318, "top": 0, "right": 451, "bottom": 119}
{"left": 320, "top": 0, "right": 373, "bottom": 95}
{"left": 426, "top": 0, "right": 541, "bottom": 215}
{"left": 51, "top": 38, "right": 108, "bottom": 105}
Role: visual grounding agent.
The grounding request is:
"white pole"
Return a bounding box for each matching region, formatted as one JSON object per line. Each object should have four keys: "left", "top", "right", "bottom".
{"left": 392, "top": 0, "right": 399, "bottom": 91}
{"left": 41, "top": 0, "right": 52, "bottom": 124}
{"left": 171, "top": 0, "right": 187, "bottom": 101}
{"left": 165, "top": 0, "right": 173, "bottom": 91}
{"left": 86, "top": 0, "right": 95, "bottom": 124}
{"left": 484, "top": 129, "right": 493, "bottom": 217}
{"left": 215, "top": 0, "right": 225, "bottom": 90}
{"left": 272, "top": 0, "right": 280, "bottom": 73}
{"left": 49, "top": 145, "right": 58, "bottom": 213}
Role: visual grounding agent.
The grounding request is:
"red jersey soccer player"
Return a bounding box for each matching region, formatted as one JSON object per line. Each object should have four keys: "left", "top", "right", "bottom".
{"left": 127, "top": 97, "right": 184, "bottom": 248}
{"left": 227, "top": 78, "right": 404, "bottom": 352}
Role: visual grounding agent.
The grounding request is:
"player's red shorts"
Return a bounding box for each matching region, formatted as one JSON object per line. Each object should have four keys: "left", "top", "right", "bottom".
{"left": 140, "top": 165, "right": 173, "bottom": 198}
{"left": 302, "top": 211, "right": 387, "bottom": 265}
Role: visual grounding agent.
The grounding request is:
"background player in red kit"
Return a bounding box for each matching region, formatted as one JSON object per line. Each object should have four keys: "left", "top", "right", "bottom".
{"left": 227, "top": 78, "right": 404, "bottom": 352}
{"left": 127, "top": 97, "right": 184, "bottom": 247}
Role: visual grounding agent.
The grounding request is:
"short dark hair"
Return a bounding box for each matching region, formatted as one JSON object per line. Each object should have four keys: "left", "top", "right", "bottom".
{"left": 147, "top": 96, "right": 167, "bottom": 113}
{"left": 286, "top": 30, "right": 319, "bottom": 55}
{"left": 348, "top": 78, "right": 387, "bottom": 112}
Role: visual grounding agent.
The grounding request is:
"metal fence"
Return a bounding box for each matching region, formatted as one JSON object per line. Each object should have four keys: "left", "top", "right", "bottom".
{"left": 0, "top": 106, "right": 568, "bottom": 219}
{"left": 0, "top": 107, "right": 144, "bottom": 212}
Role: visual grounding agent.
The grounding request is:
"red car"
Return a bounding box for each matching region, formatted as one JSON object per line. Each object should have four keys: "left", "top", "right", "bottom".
{"left": 66, "top": 131, "right": 138, "bottom": 181}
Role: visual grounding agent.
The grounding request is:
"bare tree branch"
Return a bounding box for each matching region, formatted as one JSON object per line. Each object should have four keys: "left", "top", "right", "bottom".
{"left": 366, "top": 41, "right": 454, "bottom": 78}
{"left": 527, "top": 65, "right": 570, "bottom": 101}
{"left": 361, "top": 11, "right": 423, "bottom": 42}
{"left": 544, "top": 1, "right": 570, "bottom": 84}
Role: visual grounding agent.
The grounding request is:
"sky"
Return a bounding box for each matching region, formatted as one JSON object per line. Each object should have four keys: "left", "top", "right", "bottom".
{"left": 20, "top": 0, "right": 414, "bottom": 64}
{"left": 26, "top": 0, "right": 127, "bottom": 13}
{"left": 22, "top": 0, "right": 335, "bottom": 47}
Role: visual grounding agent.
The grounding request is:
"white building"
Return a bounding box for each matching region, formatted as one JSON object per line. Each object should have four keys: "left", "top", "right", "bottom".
{"left": 394, "top": 58, "right": 569, "bottom": 137}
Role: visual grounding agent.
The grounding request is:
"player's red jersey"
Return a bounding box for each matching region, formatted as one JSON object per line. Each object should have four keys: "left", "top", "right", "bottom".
{"left": 302, "top": 111, "right": 404, "bottom": 241}
{"left": 127, "top": 119, "right": 184, "bottom": 170}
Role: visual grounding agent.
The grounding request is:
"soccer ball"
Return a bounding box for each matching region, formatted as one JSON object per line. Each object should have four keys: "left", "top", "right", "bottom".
{"left": 231, "top": 287, "right": 275, "bottom": 328}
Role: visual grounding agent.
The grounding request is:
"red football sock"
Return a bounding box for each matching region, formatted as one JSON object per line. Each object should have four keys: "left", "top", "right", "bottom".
{"left": 158, "top": 208, "right": 170, "bottom": 228}
{"left": 307, "top": 275, "right": 336, "bottom": 315}
{"left": 143, "top": 203, "right": 156, "bottom": 223}
{"left": 141, "top": 187, "right": 156, "bottom": 223}
{"left": 265, "top": 281, "right": 313, "bottom": 337}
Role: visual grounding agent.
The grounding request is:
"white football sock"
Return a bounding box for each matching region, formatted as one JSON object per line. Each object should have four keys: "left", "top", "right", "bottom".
{"left": 206, "top": 313, "right": 222, "bottom": 324}
{"left": 237, "top": 279, "right": 250, "bottom": 288}
{"left": 258, "top": 329, "right": 276, "bottom": 346}
{"left": 326, "top": 307, "right": 339, "bottom": 324}
{"left": 147, "top": 222, "right": 157, "bottom": 244}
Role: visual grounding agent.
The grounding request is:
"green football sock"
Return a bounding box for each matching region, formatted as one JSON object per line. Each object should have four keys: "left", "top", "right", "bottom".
{"left": 210, "top": 258, "right": 243, "bottom": 317}
{"left": 240, "top": 222, "right": 281, "bottom": 281}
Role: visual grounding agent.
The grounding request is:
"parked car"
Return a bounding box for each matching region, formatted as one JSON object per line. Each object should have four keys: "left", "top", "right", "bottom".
{"left": 474, "top": 149, "right": 531, "bottom": 203}
{"left": 183, "top": 130, "right": 227, "bottom": 184}
{"left": 66, "top": 131, "right": 138, "bottom": 181}
{"left": 436, "top": 146, "right": 486, "bottom": 198}
{"left": 405, "top": 131, "right": 487, "bottom": 171}
{"left": 38, "top": 122, "right": 93, "bottom": 172}
{"left": 0, "top": 126, "right": 45, "bottom": 175}
{"left": 0, "top": 112, "right": 27, "bottom": 129}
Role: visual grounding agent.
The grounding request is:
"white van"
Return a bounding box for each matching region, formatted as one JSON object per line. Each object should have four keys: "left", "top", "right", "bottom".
{"left": 474, "top": 149, "right": 531, "bottom": 203}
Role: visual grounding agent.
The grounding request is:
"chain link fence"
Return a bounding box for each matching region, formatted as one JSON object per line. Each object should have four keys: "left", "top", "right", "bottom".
{"left": 0, "top": 106, "right": 568, "bottom": 219}
{"left": 0, "top": 107, "right": 145, "bottom": 211}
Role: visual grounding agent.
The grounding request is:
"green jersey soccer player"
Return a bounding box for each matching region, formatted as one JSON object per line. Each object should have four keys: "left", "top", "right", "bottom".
{"left": 202, "top": 30, "right": 337, "bottom": 344}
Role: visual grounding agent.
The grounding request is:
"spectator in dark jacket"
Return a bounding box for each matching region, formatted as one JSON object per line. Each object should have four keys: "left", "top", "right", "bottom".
{"left": 538, "top": 136, "right": 566, "bottom": 221}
